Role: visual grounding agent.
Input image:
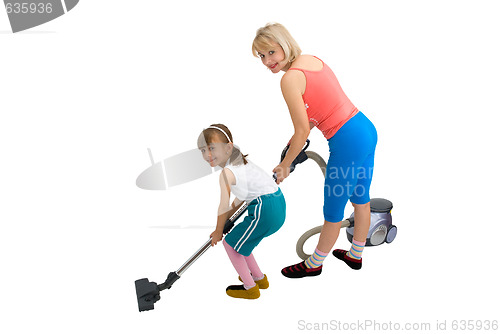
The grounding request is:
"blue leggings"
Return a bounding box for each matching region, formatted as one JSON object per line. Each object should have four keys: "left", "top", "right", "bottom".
{"left": 323, "top": 112, "right": 378, "bottom": 223}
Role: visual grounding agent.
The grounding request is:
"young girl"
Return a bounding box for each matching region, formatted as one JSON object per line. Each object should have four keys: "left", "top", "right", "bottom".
{"left": 198, "top": 124, "right": 286, "bottom": 299}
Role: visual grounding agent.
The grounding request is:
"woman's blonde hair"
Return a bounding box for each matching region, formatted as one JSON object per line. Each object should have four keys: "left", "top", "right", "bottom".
{"left": 252, "top": 23, "right": 302, "bottom": 63}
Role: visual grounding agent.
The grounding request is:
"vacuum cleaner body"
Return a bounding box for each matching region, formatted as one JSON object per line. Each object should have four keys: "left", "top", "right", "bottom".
{"left": 346, "top": 198, "right": 396, "bottom": 246}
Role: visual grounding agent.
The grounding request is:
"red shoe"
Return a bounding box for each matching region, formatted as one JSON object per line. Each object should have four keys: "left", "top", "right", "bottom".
{"left": 332, "top": 249, "right": 362, "bottom": 270}
{"left": 281, "top": 261, "right": 322, "bottom": 278}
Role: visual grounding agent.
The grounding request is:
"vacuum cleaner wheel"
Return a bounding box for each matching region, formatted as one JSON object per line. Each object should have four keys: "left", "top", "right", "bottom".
{"left": 386, "top": 225, "right": 397, "bottom": 243}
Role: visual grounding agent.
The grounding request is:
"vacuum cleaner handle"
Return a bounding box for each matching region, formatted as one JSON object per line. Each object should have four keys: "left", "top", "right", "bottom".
{"left": 170, "top": 201, "right": 249, "bottom": 279}
{"left": 223, "top": 201, "right": 249, "bottom": 234}
{"left": 136, "top": 202, "right": 250, "bottom": 311}
{"left": 274, "top": 139, "right": 310, "bottom": 180}
{"left": 281, "top": 139, "right": 310, "bottom": 171}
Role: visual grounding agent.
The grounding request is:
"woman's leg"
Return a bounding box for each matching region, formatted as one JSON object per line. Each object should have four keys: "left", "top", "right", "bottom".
{"left": 334, "top": 149, "right": 375, "bottom": 268}
{"left": 331, "top": 203, "right": 370, "bottom": 270}
{"left": 303, "top": 220, "right": 341, "bottom": 269}
{"left": 329, "top": 113, "right": 376, "bottom": 270}
{"left": 351, "top": 202, "right": 371, "bottom": 244}
{"left": 317, "top": 220, "right": 343, "bottom": 253}
{"left": 349, "top": 151, "right": 375, "bottom": 245}
{"left": 307, "top": 203, "right": 370, "bottom": 270}
{"left": 282, "top": 220, "right": 342, "bottom": 278}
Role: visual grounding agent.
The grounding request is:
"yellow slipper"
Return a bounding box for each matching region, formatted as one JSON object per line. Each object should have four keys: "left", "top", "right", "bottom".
{"left": 226, "top": 284, "right": 260, "bottom": 299}
{"left": 238, "top": 274, "right": 269, "bottom": 289}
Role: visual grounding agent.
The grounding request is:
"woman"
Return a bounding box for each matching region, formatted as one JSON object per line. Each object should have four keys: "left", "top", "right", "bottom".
{"left": 252, "top": 23, "right": 378, "bottom": 277}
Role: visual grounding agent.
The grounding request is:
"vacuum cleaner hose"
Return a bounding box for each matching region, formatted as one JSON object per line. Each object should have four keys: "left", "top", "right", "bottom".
{"left": 295, "top": 151, "right": 328, "bottom": 260}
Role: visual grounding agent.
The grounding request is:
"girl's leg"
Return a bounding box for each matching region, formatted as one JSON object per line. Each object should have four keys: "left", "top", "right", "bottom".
{"left": 244, "top": 253, "right": 269, "bottom": 289}
{"left": 223, "top": 240, "right": 255, "bottom": 289}
{"left": 244, "top": 253, "right": 264, "bottom": 280}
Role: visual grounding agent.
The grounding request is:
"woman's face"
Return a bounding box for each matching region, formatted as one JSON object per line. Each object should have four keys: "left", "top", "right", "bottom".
{"left": 258, "top": 41, "right": 289, "bottom": 73}
{"left": 199, "top": 140, "right": 232, "bottom": 168}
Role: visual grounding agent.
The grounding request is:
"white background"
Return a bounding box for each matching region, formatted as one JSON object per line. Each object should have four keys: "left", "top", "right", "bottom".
{"left": 1, "top": 0, "right": 499, "bottom": 333}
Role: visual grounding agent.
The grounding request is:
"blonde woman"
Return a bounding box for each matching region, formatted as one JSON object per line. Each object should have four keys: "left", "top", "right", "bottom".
{"left": 252, "top": 23, "right": 378, "bottom": 277}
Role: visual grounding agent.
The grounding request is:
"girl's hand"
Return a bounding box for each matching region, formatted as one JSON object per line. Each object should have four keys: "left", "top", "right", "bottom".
{"left": 210, "top": 229, "right": 223, "bottom": 247}
{"left": 273, "top": 163, "right": 291, "bottom": 185}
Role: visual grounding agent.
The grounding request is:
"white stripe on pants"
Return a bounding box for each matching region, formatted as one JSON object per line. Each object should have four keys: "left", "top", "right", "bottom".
{"left": 234, "top": 197, "right": 262, "bottom": 253}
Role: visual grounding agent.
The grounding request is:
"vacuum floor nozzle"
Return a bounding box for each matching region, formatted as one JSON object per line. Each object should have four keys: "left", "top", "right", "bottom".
{"left": 135, "top": 278, "right": 160, "bottom": 312}
{"left": 134, "top": 202, "right": 248, "bottom": 312}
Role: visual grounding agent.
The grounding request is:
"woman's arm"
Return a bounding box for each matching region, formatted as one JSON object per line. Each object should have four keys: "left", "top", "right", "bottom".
{"left": 274, "top": 71, "right": 310, "bottom": 184}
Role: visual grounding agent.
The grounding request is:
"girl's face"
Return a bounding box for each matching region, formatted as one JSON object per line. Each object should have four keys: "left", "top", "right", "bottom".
{"left": 199, "top": 140, "right": 232, "bottom": 168}
{"left": 257, "top": 41, "right": 289, "bottom": 73}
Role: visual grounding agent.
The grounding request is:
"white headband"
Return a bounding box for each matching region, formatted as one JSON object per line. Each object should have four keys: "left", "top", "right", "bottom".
{"left": 206, "top": 126, "right": 232, "bottom": 143}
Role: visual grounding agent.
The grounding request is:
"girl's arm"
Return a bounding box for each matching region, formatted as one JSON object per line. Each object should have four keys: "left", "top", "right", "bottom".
{"left": 210, "top": 168, "right": 237, "bottom": 246}
{"left": 226, "top": 197, "right": 245, "bottom": 219}
{"left": 274, "top": 71, "right": 310, "bottom": 184}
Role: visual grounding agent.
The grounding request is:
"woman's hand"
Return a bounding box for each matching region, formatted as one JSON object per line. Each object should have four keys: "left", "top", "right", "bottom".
{"left": 210, "top": 229, "right": 223, "bottom": 247}
{"left": 273, "top": 163, "right": 291, "bottom": 185}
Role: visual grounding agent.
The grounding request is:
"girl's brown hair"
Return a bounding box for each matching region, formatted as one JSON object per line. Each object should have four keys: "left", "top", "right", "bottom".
{"left": 197, "top": 123, "right": 248, "bottom": 165}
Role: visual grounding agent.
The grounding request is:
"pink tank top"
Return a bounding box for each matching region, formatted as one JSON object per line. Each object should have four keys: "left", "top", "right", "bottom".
{"left": 289, "top": 57, "right": 358, "bottom": 140}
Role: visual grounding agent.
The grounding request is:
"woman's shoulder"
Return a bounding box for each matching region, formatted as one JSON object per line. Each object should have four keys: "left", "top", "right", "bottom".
{"left": 282, "top": 55, "right": 324, "bottom": 89}
{"left": 281, "top": 66, "right": 305, "bottom": 91}
{"left": 290, "top": 55, "right": 324, "bottom": 72}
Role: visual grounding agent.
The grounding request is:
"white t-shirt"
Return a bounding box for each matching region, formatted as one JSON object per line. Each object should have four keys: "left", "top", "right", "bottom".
{"left": 224, "top": 160, "right": 278, "bottom": 202}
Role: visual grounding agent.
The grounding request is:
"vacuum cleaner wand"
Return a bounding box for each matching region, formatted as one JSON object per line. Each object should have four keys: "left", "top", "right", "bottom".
{"left": 135, "top": 202, "right": 249, "bottom": 312}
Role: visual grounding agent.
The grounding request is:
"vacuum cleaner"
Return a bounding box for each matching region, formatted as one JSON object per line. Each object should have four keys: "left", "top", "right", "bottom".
{"left": 134, "top": 140, "right": 396, "bottom": 311}
{"left": 278, "top": 140, "right": 397, "bottom": 260}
